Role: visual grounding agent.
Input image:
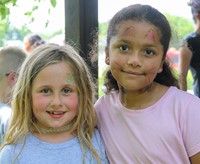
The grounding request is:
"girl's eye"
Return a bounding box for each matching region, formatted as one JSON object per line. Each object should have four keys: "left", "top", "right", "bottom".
{"left": 119, "top": 45, "right": 129, "bottom": 52}
{"left": 63, "top": 88, "right": 72, "bottom": 94}
{"left": 41, "top": 89, "right": 50, "bottom": 94}
{"left": 144, "top": 49, "right": 154, "bottom": 56}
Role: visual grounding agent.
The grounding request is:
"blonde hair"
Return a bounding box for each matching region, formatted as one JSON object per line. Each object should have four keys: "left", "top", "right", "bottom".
{"left": 1, "top": 43, "right": 100, "bottom": 163}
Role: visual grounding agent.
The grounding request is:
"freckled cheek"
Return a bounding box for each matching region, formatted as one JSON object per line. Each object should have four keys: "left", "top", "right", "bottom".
{"left": 66, "top": 96, "right": 79, "bottom": 113}
{"left": 143, "top": 64, "right": 159, "bottom": 83}
{"left": 110, "top": 56, "right": 126, "bottom": 68}
{"left": 32, "top": 95, "right": 49, "bottom": 111}
{"left": 143, "top": 62, "right": 161, "bottom": 74}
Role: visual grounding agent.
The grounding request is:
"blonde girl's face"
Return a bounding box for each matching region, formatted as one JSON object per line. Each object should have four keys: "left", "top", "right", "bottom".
{"left": 31, "top": 61, "right": 79, "bottom": 129}
{"left": 106, "top": 20, "right": 164, "bottom": 91}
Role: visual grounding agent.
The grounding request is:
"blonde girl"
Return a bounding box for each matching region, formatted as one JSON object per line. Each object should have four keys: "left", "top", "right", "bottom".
{"left": 0, "top": 43, "right": 108, "bottom": 164}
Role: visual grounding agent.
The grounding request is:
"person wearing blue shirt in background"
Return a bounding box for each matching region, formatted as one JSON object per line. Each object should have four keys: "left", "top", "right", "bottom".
{"left": 0, "top": 46, "right": 26, "bottom": 145}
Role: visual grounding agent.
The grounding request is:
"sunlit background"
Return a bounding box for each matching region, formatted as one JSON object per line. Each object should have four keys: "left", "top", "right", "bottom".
{"left": 5, "top": 0, "right": 194, "bottom": 95}
{"left": 9, "top": 0, "right": 191, "bottom": 33}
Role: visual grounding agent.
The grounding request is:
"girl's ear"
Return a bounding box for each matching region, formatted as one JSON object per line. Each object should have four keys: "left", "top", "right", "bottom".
{"left": 158, "top": 67, "right": 163, "bottom": 73}
{"left": 105, "top": 47, "right": 110, "bottom": 65}
{"left": 6, "top": 72, "right": 17, "bottom": 86}
{"left": 158, "top": 60, "right": 164, "bottom": 73}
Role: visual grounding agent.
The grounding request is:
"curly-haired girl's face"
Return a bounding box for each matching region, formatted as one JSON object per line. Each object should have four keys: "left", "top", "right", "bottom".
{"left": 106, "top": 20, "right": 164, "bottom": 91}
{"left": 31, "top": 61, "right": 79, "bottom": 129}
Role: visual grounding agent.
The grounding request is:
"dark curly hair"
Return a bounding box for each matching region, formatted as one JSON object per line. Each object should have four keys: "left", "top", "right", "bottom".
{"left": 104, "top": 4, "right": 179, "bottom": 93}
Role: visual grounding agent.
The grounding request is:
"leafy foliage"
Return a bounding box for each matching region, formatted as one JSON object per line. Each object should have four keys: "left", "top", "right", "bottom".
{"left": 0, "top": 19, "right": 9, "bottom": 46}
{"left": 165, "top": 13, "right": 194, "bottom": 49}
{"left": 50, "top": 0, "right": 57, "bottom": 7}
{"left": 0, "top": 0, "right": 17, "bottom": 19}
{"left": 0, "top": 0, "right": 57, "bottom": 22}
{"left": 0, "top": 0, "right": 59, "bottom": 47}
{"left": 0, "top": 18, "right": 32, "bottom": 47}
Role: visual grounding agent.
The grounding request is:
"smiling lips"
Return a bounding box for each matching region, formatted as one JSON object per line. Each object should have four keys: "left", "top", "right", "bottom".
{"left": 123, "top": 70, "right": 144, "bottom": 76}
{"left": 47, "top": 111, "right": 66, "bottom": 118}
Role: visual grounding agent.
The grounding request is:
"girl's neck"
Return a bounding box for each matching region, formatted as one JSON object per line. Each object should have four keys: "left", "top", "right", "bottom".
{"left": 34, "top": 123, "right": 72, "bottom": 134}
{"left": 195, "top": 27, "right": 200, "bottom": 34}
{"left": 119, "top": 83, "right": 168, "bottom": 110}
{"left": 31, "top": 122, "right": 76, "bottom": 143}
{"left": 32, "top": 130, "right": 75, "bottom": 143}
{"left": 194, "top": 21, "right": 200, "bottom": 34}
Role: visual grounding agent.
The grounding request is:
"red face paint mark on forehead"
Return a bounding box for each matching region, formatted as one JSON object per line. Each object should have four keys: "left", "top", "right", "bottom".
{"left": 146, "top": 30, "right": 153, "bottom": 41}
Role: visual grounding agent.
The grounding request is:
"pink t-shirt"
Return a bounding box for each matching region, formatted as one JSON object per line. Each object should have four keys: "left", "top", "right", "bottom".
{"left": 95, "top": 87, "right": 200, "bottom": 164}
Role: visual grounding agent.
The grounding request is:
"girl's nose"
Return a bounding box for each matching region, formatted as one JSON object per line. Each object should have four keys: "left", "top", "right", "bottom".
{"left": 127, "top": 52, "right": 141, "bottom": 66}
{"left": 51, "top": 94, "right": 62, "bottom": 106}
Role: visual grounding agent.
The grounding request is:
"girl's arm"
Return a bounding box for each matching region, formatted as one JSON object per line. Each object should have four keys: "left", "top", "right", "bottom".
{"left": 178, "top": 45, "right": 192, "bottom": 91}
{"left": 190, "top": 152, "right": 200, "bottom": 164}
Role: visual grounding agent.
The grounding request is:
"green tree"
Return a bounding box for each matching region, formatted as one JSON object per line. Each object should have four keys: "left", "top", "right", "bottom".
{"left": 0, "top": 18, "right": 32, "bottom": 47}
{"left": 164, "top": 13, "right": 194, "bottom": 49}
{"left": 0, "top": 0, "right": 62, "bottom": 47}
{"left": 0, "top": 19, "right": 9, "bottom": 46}
{"left": 0, "top": 0, "right": 57, "bottom": 20}
{"left": 5, "top": 25, "right": 31, "bottom": 40}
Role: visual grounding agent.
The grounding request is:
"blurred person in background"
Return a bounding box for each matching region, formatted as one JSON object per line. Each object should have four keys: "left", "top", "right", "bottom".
{"left": 23, "top": 33, "right": 46, "bottom": 54}
{"left": 0, "top": 46, "right": 26, "bottom": 144}
{"left": 178, "top": 0, "right": 200, "bottom": 97}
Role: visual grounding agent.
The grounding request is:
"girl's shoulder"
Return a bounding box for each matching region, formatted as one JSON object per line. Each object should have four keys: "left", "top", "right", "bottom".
{"left": 92, "top": 128, "right": 102, "bottom": 143}
{"left": 95, "top": 90, "right": 118, "bottom": 105}
{"left": 0, "top": 143, "right": 16, "bottom": 163}
{"left": 168, "top": 87, "right": 199, "bottom": 100}
{"left": 161, "top": 86, "right": 200, "bottom": 109}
